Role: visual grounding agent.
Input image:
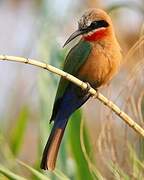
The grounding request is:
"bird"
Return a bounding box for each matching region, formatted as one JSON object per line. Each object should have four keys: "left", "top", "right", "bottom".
{"left": 40, "top": 8, "right": 122, "bottom": 171}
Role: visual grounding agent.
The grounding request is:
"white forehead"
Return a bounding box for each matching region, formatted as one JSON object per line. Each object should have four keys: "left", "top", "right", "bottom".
{"left": 78, "top": 9, "right": 98, "bottom": 29}
{"left": 78, "top": 14, "right": 93, "bottom": 29}
{"left": 86, "top": 19, "right": 92, "bottom": 26}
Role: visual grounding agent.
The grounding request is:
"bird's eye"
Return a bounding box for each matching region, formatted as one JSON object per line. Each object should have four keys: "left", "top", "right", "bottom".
{"left": 89, "top": 20, "right": 109, "bottom": 29}
{"left": 90, "top": 21, "right": 97, "bottom": 28}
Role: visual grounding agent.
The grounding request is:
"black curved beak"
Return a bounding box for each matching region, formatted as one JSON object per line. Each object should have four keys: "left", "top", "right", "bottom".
{"left": 63, "top": 29, "right": 84, "bottom": 47}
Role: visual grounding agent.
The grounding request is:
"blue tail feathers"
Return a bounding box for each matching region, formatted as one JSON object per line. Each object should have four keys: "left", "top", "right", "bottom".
{"left": 41, "top": 84, "right": 91, "bottom": 170}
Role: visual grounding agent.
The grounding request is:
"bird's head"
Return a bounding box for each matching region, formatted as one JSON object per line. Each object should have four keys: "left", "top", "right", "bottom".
{"left": 63, "top": 9, "right": 114, "bottom": 47}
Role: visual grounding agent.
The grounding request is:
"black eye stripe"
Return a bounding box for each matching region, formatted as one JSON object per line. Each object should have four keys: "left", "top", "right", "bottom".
{"left": 90, "top": 20, "right": 109, "bottom": 29}
{"left": 78, "top": 20, "right": 109, "bottom": 33}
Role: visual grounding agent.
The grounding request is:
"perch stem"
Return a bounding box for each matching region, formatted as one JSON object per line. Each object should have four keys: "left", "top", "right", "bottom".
{"left": 0, "top": 55, "right": 144, "bottom": 138}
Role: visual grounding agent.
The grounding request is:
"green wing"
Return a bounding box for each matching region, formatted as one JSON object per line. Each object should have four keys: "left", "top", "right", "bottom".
{"left": 56, "top": 40, "right": 92, "bottom": 100}
{"left": 50, "top": 40, "right": 92, "bottom": 121}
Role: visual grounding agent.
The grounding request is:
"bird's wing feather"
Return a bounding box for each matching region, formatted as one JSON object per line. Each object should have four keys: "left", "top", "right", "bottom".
{"left": 50, "top": 40, "right": 92, "bottom": 122}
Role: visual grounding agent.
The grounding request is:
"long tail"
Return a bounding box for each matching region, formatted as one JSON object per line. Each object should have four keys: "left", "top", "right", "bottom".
{"left": 41, "top": 84, "right": 91, "bottom": 170}
{"left": 40, "top": 120, "right": 67, "bottom": 171}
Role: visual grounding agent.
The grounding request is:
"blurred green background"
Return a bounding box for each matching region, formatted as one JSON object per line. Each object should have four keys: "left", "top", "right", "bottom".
{"left": 0, "top": 0, "right": 144, "bottom": 179}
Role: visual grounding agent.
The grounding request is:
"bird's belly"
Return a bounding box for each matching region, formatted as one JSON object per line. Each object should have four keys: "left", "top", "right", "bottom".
{"left": 78, "top": 47, "right": 120, "bottom": 88}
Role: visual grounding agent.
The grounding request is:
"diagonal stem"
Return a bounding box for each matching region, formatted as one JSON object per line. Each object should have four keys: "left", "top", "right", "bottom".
{"left": 0, "top": 54, "right": 144, "bottom": 137}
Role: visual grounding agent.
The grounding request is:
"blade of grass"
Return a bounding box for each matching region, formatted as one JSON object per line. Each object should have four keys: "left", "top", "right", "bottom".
{"left": 10, "top": 106, "right": 29, "bottom": 155}
{"left": 109, "top": 162, "right": 130, "bottom": 180}
{"left": 129, "top": 145, "right": 144, "bottom": 178}
{"left": 68, "top": 110, "right": 93, "bottom": 180}
{"left": 54, "top": 169, "right": 70, "bottom": 180}
{"left": 0, "top": 164, "right": 26, "bottom": 180}
{"left": 17, "top": 160, "right": 50, "bottom": 180}
{"left": 138, "top": 93, "right": 144, "bottom": 161}
{"left": 80, "top": 118, "right": 105, "bottom": 180}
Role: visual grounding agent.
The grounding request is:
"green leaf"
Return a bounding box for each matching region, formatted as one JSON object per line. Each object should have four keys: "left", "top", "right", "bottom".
{"left": 10, "top": 106, "right": 29, "bottom": 155}
{"left": 68, "top": 110, "right": 94, "bottom": 180}
{"left": 0, "top": 164, "right": 26, "bottom": 180}
{"left": 54, "top": 169, "right": 70, "bottom": 180}
{"left": 80, "top": 117, "right": 104, "bottom": 180}
{"left": 129, "top": 145, "right": 144, "bottom": 178}
{"left": 17, "top": 160, "right": 50, "bottom": 180}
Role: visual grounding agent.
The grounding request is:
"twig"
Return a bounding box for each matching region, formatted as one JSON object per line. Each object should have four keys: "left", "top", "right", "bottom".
{"left": 0, "top": 55, "right": 144, "bottom": 138}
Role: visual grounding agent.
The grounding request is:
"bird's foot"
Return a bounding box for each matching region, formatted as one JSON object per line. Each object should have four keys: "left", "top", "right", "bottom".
{"left": 85, "top": 82, "right": 91, "bottom": 93}
{"left": 81, "top": 82, "right": 92, "bottom": 97}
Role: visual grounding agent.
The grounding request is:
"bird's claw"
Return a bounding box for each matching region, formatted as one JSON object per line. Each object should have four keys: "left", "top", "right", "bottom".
{"left": 82, "top": 82, "right": 99, "bottom": 99}
{"left": 85, "top": 82, "right": 91, "bottom": 93}
{"left": 81, "top": 82, "right": 91, "bottom": 97}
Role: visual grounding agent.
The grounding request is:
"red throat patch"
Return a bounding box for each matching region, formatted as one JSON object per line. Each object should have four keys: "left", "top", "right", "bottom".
{"left": 83, "top": 28, "right": 108, "bottom": 41}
